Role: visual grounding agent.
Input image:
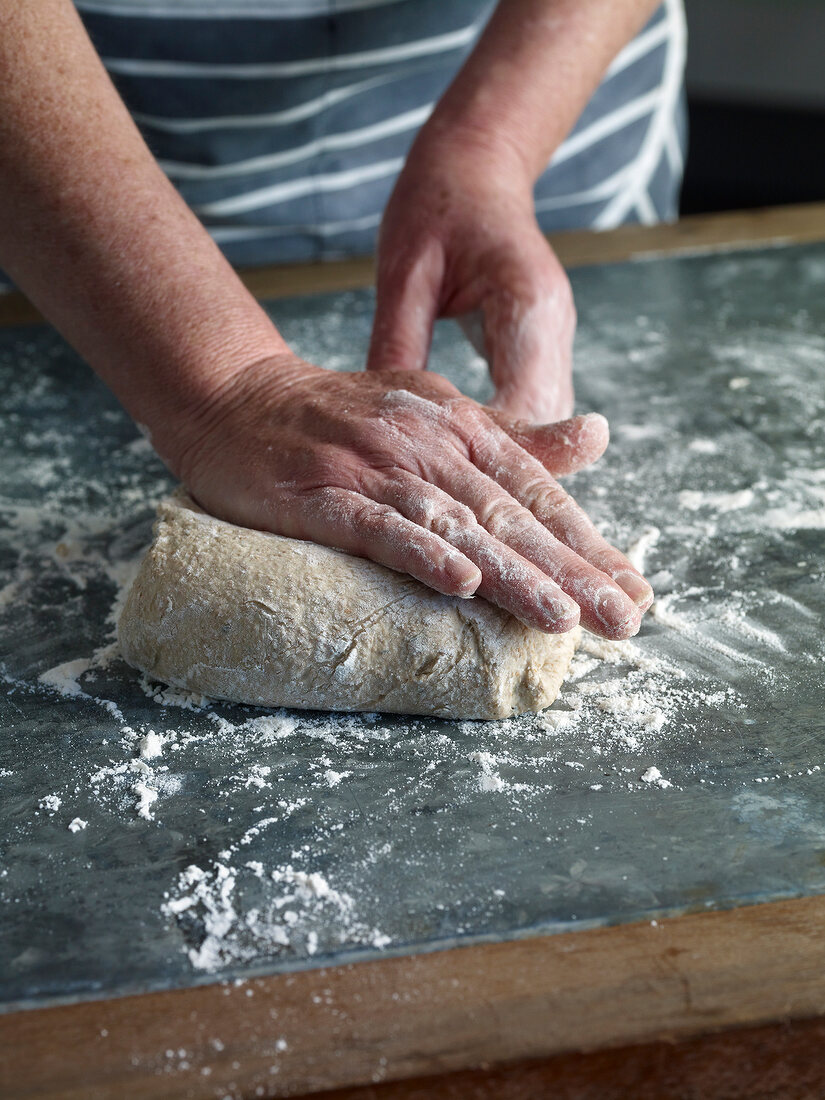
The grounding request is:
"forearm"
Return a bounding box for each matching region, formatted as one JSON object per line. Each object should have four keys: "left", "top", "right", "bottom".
{"left": 0, "top": 2, "right": 286, "bottom": 465}
{"left": 423, "top": 0, "right": 660, "bottom": 181}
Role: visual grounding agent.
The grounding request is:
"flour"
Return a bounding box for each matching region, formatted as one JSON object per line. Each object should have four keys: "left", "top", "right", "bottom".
{"left": 161, "top": 858, "right": 391, "bottom": 971}
{"left": 68, "top": 817, "right": 87, "bottom": 833}
{"left": 139, "top": 677, "right": 209, "bottom": 710}
{"left": 323, "top": 768, "right": 350, "bottom": 787}
{"left": 763, "top": 507, "right": 825, "bottom": 530}
{"left": 139, "top": 731, "right": 164, "bottom": 760}
{"left": 576, "top": 630, "right": 667, "bottom": 674}
{"left": 687, "top": 439, "right": 719, "bottom": 454}
{"left": 641, "top": 766, "right": 672, "bottom": 789}
{"left": 537, "top": 710, "right": 573, "bottom": 731}
{"left": 468, "top": 750, "right": 506, "bottom": 792}
{"left": 242, "top": 763, "right": 272, "bottom": 789}
{"left": 239, "top": 713, "right": 300, "bottom": 741}
{"left": 582, "top": 681, "right": 667, "bottom": 732}
{"left": 678, "top": 488, "right": 755, "bottom": 512}
{"left": 38, "top": 658, "right": 95, "bottom": 698}
{"left": 135, "top": 779, "right": 159, "bottom": 821}
{"left": 560, "top": 674, "right": 669, "bottom": 752}
{"left": 625, "top": 526, "right": 661, "bottom": 573}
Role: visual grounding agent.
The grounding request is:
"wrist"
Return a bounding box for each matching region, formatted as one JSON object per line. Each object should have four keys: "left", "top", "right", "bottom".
{"left": 158, "top": 350, "right": 319, "bottom": 482}
{"left": 401, "top": 117, "right": 538, "bottom": 225}
{"left": 414, "top": 111, "right": 536, "bottom": 194}
{"left": 132, "top": 321, "right": 294, "bottom": 476}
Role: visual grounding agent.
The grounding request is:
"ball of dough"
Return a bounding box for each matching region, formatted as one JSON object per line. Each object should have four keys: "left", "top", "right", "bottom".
{"left": 118, "top": 493, "right": 579, "bottom": 720}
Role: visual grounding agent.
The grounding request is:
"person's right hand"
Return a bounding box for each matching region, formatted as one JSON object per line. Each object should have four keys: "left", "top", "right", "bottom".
{"left": 166, "top": 354, "right": 652, "bottom": 639}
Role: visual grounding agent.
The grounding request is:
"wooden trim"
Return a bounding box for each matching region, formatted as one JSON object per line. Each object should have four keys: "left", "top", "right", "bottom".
{"left": 2, "top": 202, "right": 825, "bottom": 329}
{"left": 550, "top": 200, "right": 825, "bottom": 269}
{"left": 324, "top": 1014, "right": 825, "bottom": 1100}
{"left": 3, "top": 893, "right": 825, "bottom": 1099}
{"left": 240, "top": 254, "right": 376, "bottom": 303}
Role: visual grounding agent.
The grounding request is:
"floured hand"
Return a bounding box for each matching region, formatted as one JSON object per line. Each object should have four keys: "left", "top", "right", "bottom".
{"left": 169, "top": 356, "right": 652, "bottom": 639}
{"left": 367, "top": 132, "right": 576, "bottom": 423}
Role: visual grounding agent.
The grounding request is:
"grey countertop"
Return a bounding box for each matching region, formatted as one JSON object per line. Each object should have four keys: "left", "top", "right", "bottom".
{"left": 1, "top": 242, "right": 823, "bottom": 1013}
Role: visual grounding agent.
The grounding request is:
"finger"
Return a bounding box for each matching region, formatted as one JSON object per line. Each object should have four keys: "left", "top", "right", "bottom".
{"left": 483, "top": 284, "right": 575, "bottom": 423}
{"left": 371, "top": 472, "right": 579, "bottom": 634}
{"left": 276, "top": 486, "right": 482, "bottom": 598}
{"left": 367, "top": 241, "right": 443, "bottom": 373}
{"left": 425, "top": 454, "right": 641, "bottom": 639}
{"left": 488, "top": 373, "right": 575, "bottom": 424}
{"left": 462, "top": 414, "right": 654, "bottom": 612}
{"left": 483, "top": 410, "right": 610, "bottom": 476}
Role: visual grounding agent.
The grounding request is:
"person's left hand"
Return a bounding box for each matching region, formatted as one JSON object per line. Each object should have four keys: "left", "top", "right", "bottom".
{"left": 368, "top": 127, "right": 576, "bottom": 423}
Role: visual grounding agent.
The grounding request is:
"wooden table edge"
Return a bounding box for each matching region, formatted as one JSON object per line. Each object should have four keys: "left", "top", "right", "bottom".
{"left": 3, "top": 891, "right": 825, "bottom": 1098}
{"left": 2, "top": 201, "right": 825, "bottom": 329}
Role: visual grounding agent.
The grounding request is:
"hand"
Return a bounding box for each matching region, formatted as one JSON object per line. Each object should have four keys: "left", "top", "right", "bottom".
{"left": 367, "top": 130, "right": 575, "bottom": 422}
{"left": 171, "top": 356, "right": 652, "bottom": 639}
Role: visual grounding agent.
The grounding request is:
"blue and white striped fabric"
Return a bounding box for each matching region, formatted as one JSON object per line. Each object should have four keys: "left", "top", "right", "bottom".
{"left": 69, "top": 0, "right": 686, "bottom": 267}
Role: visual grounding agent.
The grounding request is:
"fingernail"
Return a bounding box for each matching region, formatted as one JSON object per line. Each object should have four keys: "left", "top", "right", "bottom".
{"left": 614, "top": 569, "right": 654, "bottom": 611}
{"left": 447, "top": 559, "right": 482, "bottom": 597}
{"left": 581, "top": 412, "right": 609, "bottom": 435}
{"left": 595, "top": 588, "right": 641, "bottom": 637}
{"left": 538, "top": 584, "right": 579, "bottom": 630}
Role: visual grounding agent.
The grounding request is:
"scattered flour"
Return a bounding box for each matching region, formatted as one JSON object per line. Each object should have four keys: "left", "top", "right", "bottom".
{"left": 139, "top": 731, "right": 164, "bottom": 760}
{"left": 625, "top": 526, "right": 661, "bottom": 573}
{"left": 468, "top": 750, "right": 506, "bottom": 792}
{"left": 678, "top": 488, "right": 755, "bottom": 512}
{"left": 139, "top": 677, "right": 208, "bottom": 710}
{"left": 537, "top": 710, "right": 574, "bottom": 731}
{"left": 762, "top": 506, "right": 825, "bottom": 530}
{"left": 641, "top": 766, "right": 673, "bottom": 789}
{"left": 324, "top": 768, "right": 350, "bottom": 787}
{"left": 135, "top": 779, "right": 159, "bottom": 821}
{"left": 162, "top": 859, "right": 391, "bottom": 971}
{"left": 68, "top": 817, "right": 88, "bottom": 833}
{"left": 38, "top": 658, "right": 94, "bottom": 698}
{"left": 687, "top": 439, "right": 719, "bottom": 454}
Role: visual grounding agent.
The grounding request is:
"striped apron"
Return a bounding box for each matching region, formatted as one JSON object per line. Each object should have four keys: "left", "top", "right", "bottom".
{"left": 72, "top": 0, "right": 687, "bottom": 267}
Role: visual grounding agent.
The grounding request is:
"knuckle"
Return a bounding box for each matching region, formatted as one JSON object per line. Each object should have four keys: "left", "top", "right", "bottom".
{"left": 427, "top": 501, "right": 479, "bottom": 542}
{"left": 301, "top": 446, "right": 362, "bottom": 492}
{"left": 524, "top": 478, "right": 570, "bottom": 519}
{"left": 481, "top": 498, "right": 534, "bottom": 540}
{"left": 447, "top": 402, "right": 498, "bottom": 462}
{"left": 446, "top": 396, "right": 486, "bottom": 427}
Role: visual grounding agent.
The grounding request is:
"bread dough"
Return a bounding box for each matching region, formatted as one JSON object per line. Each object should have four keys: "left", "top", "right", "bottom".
{"left": 118, "top": 493, "right": 579, "bottom": 720}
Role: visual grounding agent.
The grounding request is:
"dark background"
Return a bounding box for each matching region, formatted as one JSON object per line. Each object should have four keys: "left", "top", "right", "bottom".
{"left": 681, "top": 0, "right": 825, "bottom": 214}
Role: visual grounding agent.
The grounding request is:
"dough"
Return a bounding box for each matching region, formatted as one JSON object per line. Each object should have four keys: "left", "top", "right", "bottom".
{"left": 118, "top": 493, "right": 579, "bottom": 720}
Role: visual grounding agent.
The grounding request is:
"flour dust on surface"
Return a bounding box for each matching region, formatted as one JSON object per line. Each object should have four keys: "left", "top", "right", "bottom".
{"left": 1, "top": 246, "right": 825, "bottom": 1002}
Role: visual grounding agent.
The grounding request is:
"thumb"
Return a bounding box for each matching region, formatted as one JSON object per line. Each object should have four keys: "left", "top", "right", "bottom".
{"left": 485, "top": 410, "right": 610, "bottom": 476}
{"left": 367, "top": 241, "right": 444, "bottom": 373}
{"left": 484, "top": 290, "right": 576, "bottom": 423}
{"left": 476, "top": 247, "right": 576, "bottom": 422}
